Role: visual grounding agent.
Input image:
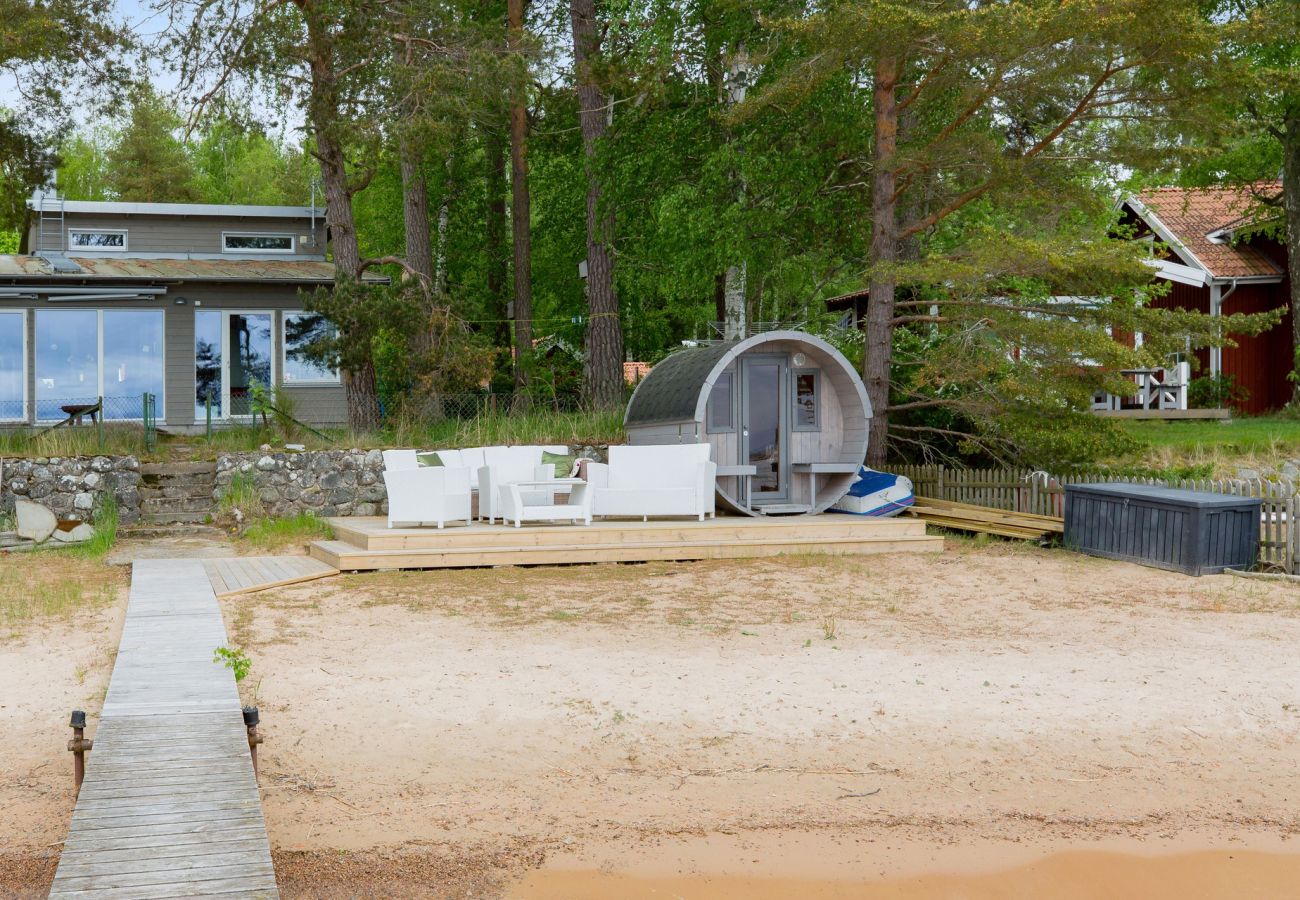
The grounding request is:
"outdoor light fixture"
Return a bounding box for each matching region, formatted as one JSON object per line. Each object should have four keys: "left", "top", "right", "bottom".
{"left": 174, "top": 297, "right": 187, "bottom": 305}
{"left": 69, "top": 710, "right": 86, "bottom": 729}
{"left": 242, "top": 706, "right": 260, "bottom": 728}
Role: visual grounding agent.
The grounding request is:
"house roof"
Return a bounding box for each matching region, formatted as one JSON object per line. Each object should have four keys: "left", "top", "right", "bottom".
{"left": 1128, "top": 184, "right": 1284, "bottom": 281}
{"left": 0, "top": 255, "right": 375, "bottom": 284}
{"left": 27, "top": 194, "right": 321, "bottom": 220}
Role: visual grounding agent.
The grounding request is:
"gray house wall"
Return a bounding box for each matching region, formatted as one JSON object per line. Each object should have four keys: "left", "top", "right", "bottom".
{"left": 0, "top": 282, "right": 347, "bottom": 428}
{"left": 28, "top": 213, "right": 327, "bottom": 259}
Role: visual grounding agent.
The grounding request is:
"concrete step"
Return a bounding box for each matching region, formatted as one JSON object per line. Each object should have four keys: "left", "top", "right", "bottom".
{"left": 141, "top": 511, "right": 212, "bottom": 525}
{"left": 139, "top": 462, "right": 217, "bottom": 476}
{"left": 141, "top": 497, "right": 212, "bottom": 514}
{"left": 139, "top": 485, "right": 216, "bottom": 500}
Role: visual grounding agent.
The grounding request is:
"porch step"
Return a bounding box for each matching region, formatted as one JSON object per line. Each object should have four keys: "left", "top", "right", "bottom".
{"left": 138, "top": 461, "right": 217, "bottom": 524}
{"left": 310, "top": 516, "right": 942, "bottom": 571}
{"left": 329, "top": 515, "right": 924, "bottom": 553}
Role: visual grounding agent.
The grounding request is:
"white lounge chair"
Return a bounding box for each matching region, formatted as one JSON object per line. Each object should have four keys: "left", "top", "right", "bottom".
{"left": 381, "top": 466, "right": 472, "bottom": 529}
{"left": 586, "top": 444, "right": 716, "bottom": 521}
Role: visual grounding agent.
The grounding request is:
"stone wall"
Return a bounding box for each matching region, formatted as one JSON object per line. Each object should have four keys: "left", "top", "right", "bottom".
{"left": 1, "top": 456, "right": 142, "bottom": 524}
{"left": 214, "top": 449, "right": 388, "bottom": 518}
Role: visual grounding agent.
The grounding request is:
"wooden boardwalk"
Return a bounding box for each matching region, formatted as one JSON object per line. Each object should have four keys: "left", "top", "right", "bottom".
{"left": 48, "top": 558, "right": 278, "bottom": 898}
{"left": 203, "top": 555, "right": 337, "bottom": 598}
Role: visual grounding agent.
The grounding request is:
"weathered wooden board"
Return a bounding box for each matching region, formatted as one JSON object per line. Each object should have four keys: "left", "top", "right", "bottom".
{"left": 49, "top": 558, "right": 279, "bottom": 899}
{"left": 202, "top": 555, "right": 336, "bottom": 598}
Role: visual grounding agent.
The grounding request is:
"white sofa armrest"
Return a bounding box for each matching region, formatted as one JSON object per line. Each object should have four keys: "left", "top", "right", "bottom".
{"left": 585, "top": 462, "right": 610, "bottom": 489}
{"left": 695, "top": 460, "right": 717, "bottom": 519}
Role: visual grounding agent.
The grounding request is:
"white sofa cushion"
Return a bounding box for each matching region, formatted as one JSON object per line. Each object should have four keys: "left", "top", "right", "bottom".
{"left": 382, "top": 449, "right": 420, "bottom": 471}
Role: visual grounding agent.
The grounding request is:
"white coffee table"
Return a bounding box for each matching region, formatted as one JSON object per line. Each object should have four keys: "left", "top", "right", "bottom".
{"left": 499, "top": 477, "right": 592, "bottom": 527}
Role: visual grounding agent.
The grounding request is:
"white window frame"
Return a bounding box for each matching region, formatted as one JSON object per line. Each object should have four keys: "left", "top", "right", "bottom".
{"left": 0, "top": 310, "right": 27, "bottom": 423}
{"left": 196, "top": 309, "right": 277, "bottom": 420}
{"left": 221, "top": 232, "right": 295, "bottom": 254}
{"left": 34, "top": 309, "right": 166, "bottom": 422}
{"left": 281, "top": 312, "right": 341, "bottom": 385}
{"left": 68, "top": 229, "right": 128, "bottom": 251}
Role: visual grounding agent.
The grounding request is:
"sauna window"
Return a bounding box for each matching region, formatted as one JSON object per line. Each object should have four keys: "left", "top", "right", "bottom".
{"left": 793, "top": 369, "right": 820, "bottom": 430}
{"left": 707, "top": 372, "right": 734, "bottom": 432}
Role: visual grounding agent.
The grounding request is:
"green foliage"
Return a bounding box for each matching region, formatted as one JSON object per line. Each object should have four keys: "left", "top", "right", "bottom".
{"left": 218, "top": 472, "right": 263, "bottom": 522}
{"left": 213, "top": 646, "right": 252, "bottom": 682}
{"left": 1188, "top": 374, "right": 1251, "bottom": 410}
{"left": 238, "top": 512, "right": 333, "bottom": 551}
{"left": 105, "top": 87, "right": 202, "bottom": 202}
{"left": 71, "top": 493, "right": 119, "bottom": 561}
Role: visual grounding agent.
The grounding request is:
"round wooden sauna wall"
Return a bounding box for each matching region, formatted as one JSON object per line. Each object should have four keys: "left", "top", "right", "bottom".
{"left": 624, "top": 330, "right": 871, "bottom": 516}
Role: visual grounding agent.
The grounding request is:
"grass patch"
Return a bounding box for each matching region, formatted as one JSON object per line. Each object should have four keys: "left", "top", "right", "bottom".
{"left": 1115, "top": 416, "right": 1300, "bottom": 478}
{"left": 237, "top": 512, "right": 334, "bottom": 551}
{"left": 0, "top": 552, "right": 124, "bottom": 630}
{"left": 0, "top": 424, "right": 151, "bottom": 459}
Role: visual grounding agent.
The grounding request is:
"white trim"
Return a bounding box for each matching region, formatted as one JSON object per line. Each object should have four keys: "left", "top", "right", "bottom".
{"left": 1145, "top": 258, "right": 1208, "bottom": 287}
{"left": 29, "top": 193, "right": 321, "bottom": 219}
{"left": 68, "top": 228, "right": 128, "bottom": 251}
{"left": 221, "top": 232, "right": 295, "bottom": 254}
{"left": 280, "top": 312, "right": 341, "bottom": 385}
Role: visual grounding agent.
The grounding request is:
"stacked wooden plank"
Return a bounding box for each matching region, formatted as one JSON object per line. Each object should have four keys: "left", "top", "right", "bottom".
{"left": 906, "top": 496, "right": 1064, "bottom": 541}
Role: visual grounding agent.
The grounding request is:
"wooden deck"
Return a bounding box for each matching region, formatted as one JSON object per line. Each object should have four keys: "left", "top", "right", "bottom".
{"left": 203, "top": 555, "right": 337, "bottom": 598}
{"left": 311, "top": 514, "right": 943, "bottom": 571}
{"left": 48, "top": 558, "right": 278, "bottom": 899}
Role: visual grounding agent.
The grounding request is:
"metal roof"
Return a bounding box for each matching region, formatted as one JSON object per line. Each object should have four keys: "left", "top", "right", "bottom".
{"left": 625, "top": 342, "right": 737, "bottom": 426}
{"left": 625, "top": 330, "right": 871, "bottom": 428}
{"left": 0, "top": 255, "right": 373, "bottom": 284}
{"left": 27, "top": 195, "right": 320, "bottom": 219}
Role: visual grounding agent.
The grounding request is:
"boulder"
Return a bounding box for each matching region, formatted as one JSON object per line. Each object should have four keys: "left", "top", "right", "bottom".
{"left": 52, "top": 522, "right": 95, "bottom": 544}
{"left": 15, "top": 500, "right": 57, "bottom": 542}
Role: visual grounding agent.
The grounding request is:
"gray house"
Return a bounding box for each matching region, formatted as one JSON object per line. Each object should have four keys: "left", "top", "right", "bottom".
{"left": 0, "top": 192, "right": 355, "bottom": 428}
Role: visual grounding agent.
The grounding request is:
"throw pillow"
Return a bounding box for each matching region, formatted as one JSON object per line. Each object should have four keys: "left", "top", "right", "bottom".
{"left": 416, "top": 452, "right": 444, "bottom": 467}
{"left": 541, "top": 449, "right": 575, "bottom": 475}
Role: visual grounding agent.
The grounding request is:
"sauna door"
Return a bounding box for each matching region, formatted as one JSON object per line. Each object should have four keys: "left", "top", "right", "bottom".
{"left": 741, "top": 355, "right": 789, "bottom": 503}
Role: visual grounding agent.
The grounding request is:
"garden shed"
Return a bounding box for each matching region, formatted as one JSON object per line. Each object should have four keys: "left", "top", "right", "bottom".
{"left": 625, "top": 330, "right": 871, "bottom": 516}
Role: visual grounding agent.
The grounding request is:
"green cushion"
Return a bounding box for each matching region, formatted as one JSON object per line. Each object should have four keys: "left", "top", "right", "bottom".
{"left": 541, "top": 450, "right": 575, "bottom": 474}
{"left": 416, "top": 452, "right": 444, "bottom": 467}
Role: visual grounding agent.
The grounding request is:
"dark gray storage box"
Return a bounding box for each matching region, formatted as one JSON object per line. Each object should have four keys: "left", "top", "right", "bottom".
{"left": 1064, "top": 483, "right": 1260, "bottom": 576}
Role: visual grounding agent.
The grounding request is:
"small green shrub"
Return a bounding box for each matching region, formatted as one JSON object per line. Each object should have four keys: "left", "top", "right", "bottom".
{"left": 218, "top": 471, "right": 264, "bottom": 522}
{"left": 1188, "top": 373, "right": 1249, "bottom": 410}
{"left": 213, "top": 646, "right": 252, "bottom": 682}
{"left": 238, "top": 512, "right": 334, "bottom": 550}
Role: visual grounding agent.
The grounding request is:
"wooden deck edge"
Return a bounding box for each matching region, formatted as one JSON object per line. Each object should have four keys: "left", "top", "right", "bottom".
{"left": 210, "top": 567, "right": 338, "bottom": 598}
{"left": 310, "top": 534, "right": 945, "bottom": 571}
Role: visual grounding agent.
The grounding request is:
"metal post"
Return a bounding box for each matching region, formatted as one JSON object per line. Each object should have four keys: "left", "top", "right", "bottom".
{"left": 243, "top": 706, "right": 263, "bottom": 777}
{"left": 67, "top": 710, "right": 92, "bottom": 798}
{"left": 96, "top": 395, "right": 104, "bottom": 451}
{"left": 205, "top": 392, "right": 213, "bottom": 442}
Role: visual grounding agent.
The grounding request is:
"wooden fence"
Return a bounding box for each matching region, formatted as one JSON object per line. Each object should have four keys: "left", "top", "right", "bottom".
{"left": 893, "top": 465, "right": 1300, "bottom": 573}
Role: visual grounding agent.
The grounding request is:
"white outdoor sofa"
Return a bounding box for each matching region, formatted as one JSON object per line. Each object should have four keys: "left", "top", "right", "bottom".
{"left": 382, "top": 445, "right": 570, "bottom": 524}
{"left": 381, "top": 465, "right": 473, "bottom": 529}
{"left": 586, "top": 444, "right": 717, "bottom": 521}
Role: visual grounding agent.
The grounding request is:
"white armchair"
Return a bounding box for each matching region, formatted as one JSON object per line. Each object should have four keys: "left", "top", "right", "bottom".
{"left": 587, "top": 444, "right": 716, "bottom": 521}
{"left": 382, "top": 466, "right": 472, "bottom": 529}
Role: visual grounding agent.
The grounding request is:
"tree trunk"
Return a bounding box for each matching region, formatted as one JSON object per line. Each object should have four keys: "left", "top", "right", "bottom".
{"left": 1284, "top": 105, "right": 1300, "bottom": 407}
{"left": 864, "top": 57, "right": 901, "bottom": 467}
{"left": 485, "top": 128, "right": 510, "bottom": 350}
{"left": 570, "top": 0, "right": 623, "bottom": 410}
{"left": 302, "top": 3, "right": 379, "bottom": 431}
{"left": 508, "top": 0, "right": 532, "bottom": 393}
{"left": 721, "top": 45, "right": 750, "bottom": 341}
{"left": 401, "top": 143, "right": 434, "bottom": 287}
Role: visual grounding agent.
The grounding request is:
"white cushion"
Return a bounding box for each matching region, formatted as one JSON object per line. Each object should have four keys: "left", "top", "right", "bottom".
{"left": 382, "top": 449, "right": 419, "bottom": 471}
{"left": 431, "top": 449, "right": 463, "bottom": 468}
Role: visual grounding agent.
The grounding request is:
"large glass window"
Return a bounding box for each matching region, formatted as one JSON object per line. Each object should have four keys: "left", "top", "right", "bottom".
{"left": 35, "top": 309, "right": 163, "bottom": 421}
{"left": 195, "top": 310, "right": 223, "bottom": 418}
{"left": 0, "top": 312, "right": 24, "bottom": 421}
{"left": 36, "top": 310, "right": 98, "bottom": 420}
{"left": 282, "top": 313, "right": 339, "bottom": 384}
{"left": 103, "top": 311, "right": 164, "bottom": 419}
{"left": 196, "top": 311, "right": 273, "bottom": 418}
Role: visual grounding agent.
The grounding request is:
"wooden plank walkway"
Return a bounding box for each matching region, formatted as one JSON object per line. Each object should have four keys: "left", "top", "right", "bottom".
{"left": 203, "top": 555, "right": 337, "bottom": 598}
{"left": 49, "top": 558, "right": 278, "bottom": 899}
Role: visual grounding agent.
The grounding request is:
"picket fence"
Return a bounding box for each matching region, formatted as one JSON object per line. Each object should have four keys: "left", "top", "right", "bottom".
{"left": 893, "top": 465, "right": 1300, "bottom": 573}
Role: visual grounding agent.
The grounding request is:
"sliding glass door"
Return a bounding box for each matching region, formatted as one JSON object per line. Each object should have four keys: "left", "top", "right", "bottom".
{"left": 0, "top": 312, "right": 25, "bottom": 421}
{"left": 195, "top": 310, "right": 273, "bottom": 418}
